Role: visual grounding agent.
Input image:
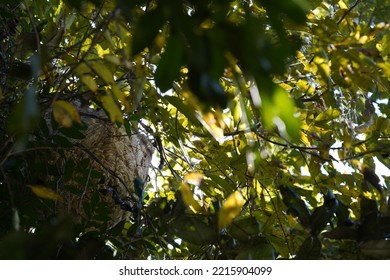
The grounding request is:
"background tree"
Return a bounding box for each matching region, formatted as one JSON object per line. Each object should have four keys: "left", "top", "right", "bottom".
{"left": 0, "top": 0, "right": 389, "bottom": 259}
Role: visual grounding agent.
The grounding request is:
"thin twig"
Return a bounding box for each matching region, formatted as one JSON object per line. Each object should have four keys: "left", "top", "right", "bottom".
{"left": 337, "top": 0, "right": 362, "bottom": 25}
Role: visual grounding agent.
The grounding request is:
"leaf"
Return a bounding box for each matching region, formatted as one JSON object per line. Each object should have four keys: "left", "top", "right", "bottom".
{"left": 80, "top": 75, "right": 98, "bottom": 92}
{"left": 155, "top": 34, "right": 184, "bottom": 92}
{"left": 228, "top": 216, "right": 262, "bottom": 241}
{"left": 7, "top": 86, "right": 39, "bottom": 138}
{"left": 258, "top": 81, "right": 301, "bottom": 141}
{"left": 180, "top": 182, "right": 205, "bottom": 213}
{"left": 235, "top": 242, "right": 275, "bottom": 260}
{"left": 218, "top": 191, "right": 245, "bottom": 229}
{"left": 98, "top": 94, "right": 123, "bottom": 123}
{"left": 131, "top": 9, "right": 164, "bottom": 55}
{"left": 183, "top": 172, "right": 204, "bottom": 186}
{"left": 52, "top": 100, "right": 81, "bottom": 128}
{"left": 335, "top": 200, "right": 354, "bottom": 227}
{"left": 59, "top": 126, "right": 86, "bottom": 140}
{"left": 322, "top": 227, "right": 358, "bottom": 240}
{"left": 314, "top": 107, "right": 340, "bottom": 122}
{"left": 170, "top": 215, "right": 218, "bottom": 245}
{"left": 296, "top": 236, "right": 322, "bottom": 260}
{"left": 52, "top": 135, "right": 73, "bottom": 147}
{"left": 196, "top": 111, "right": 225, "bottom": 144}
{"left": 27, "top": 185, "right": 64, "bottom": 202}
{"left": 360, "top": 240, "right": 390, "bottom": 259}
{"left": 163, "top": 95, "right": 200, "bottom": 125}
{"left": 280, "top": 186, "right": 311, "bottom": 227}
{"left": 89, "top": 62, "right": 115, "bottom": 85}
{"left": 310, "top": 205, "right": 334, "bottom": 235}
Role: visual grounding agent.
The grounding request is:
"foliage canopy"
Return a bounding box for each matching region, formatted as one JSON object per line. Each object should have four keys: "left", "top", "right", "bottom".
{"left": 1, "top": 0, "right": 390, "bottom": 259}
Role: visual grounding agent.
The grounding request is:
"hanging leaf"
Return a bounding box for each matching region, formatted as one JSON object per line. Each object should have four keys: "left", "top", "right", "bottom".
{"left": 180, "top": 182, "right": 205, "bottom": 214}
{"left": 131, "top": 9, "right": 164, "bottom": 56}
{"left": 280, "top": 186, "right": 311, "bottom": 227}
{"left": 80, "top": 74, "right": 98, "bottom": 92}
{"left": 52, "top": 100, "right": 81, "bottom": 128}
{"left": 218, "top": 191, "right": 245, "bottom": 229}
{"left": 27, "top": 185, "right": 64, "bottom": 202}
{"left": 257, "top": 81, "right": 301, "bottom": 141}
{"left": 154, "top": 34, "right": 184, "bottom": 92}
{"left": 196, "top": 111, "right": 225, "bottom": 143}
{"left": 184, "top": 172, "right": 204, "bottom": 186}
{"left": 98, "top": 94, "right": 123, "bottom": 123}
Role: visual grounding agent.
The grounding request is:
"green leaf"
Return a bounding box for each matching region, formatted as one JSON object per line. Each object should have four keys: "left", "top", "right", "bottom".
{"left": 52, "top": 134, "right": 73, "bottom": 147}
{"left": 228, "top": 216, "right": 262, "bottom": 241}
{"left": 170, "top": 215, "right": 218, "bottom": 245}
{"left": 80, "top": 75, "right": 98, "bottom": 92}
{"left": 315, "top": 107, "right": 340, "bottom": 122}
{"left": 131, "top": 9, "right": 164, "bottom": 55}
{"left": 235, "top": 242, "right": 275, "bottom": 260}
{"left": 310, "top": 205, "right": 334, "bottom": 235}
{"left": 296, "top": 236, "right": 322, "bottom": 260}
{"left": 59, "top": 126, "right": 86, "bottom": 140}
{"left": 257, "top": 80, "right": 301, "bottom": 141}
{"left": 155, "top": 34, "right": 184, "bottom": 92}
{"left": 163, "top": 95, "right": 200, "bottom": 125}
{"left": 280, "top": 186, "right": 311, "bottom": 227}
{"left": 360, "top": 240, "right": 390, "bottom": 259}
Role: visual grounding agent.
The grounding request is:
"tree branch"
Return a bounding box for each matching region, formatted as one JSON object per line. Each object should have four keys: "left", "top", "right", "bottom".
{"left": 337, "top": 0, "right": 362, "bottom": 25}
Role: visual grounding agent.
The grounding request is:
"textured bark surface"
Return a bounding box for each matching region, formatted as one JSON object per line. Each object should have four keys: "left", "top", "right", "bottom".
{"left": 57, "top": 108, "right": 154, "bottom": 228}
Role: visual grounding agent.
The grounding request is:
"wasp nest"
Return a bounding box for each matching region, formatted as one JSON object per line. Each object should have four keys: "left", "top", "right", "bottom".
{"left": 56, "top": 107, "right": 154, "bottom": 229}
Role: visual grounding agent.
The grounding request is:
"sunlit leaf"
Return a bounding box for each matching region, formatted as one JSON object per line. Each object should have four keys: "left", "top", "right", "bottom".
{"left": 196, "top": 111, "right": 225, "bottom": 143}
{"left": 89, "top": 62, "right": 115, "bottom": 85}
{"left": 180, "top": 182, "right": 205, "bottom": 213}
{"left": 52, "top": 100, "right": 81, "bottom": 128}
{"left": 27, "top": 185, "right": 64, "bottom": 202}
{"left": 218, "top": 191, "right": 245, "bottom": 229}
{"left": 314, "top": 107, "right": 340, "bottom": 122}
{"left": 98, "top": 94, "right": 123, "bottom": 123}
{"left": 259, "top": 82, "right": 301, "bottom": 141}
{"left": 184, "top": 172, "right": 204, "bottom": 186}
{"left": 80, "top": 75, "right": 98, "bottom": 92}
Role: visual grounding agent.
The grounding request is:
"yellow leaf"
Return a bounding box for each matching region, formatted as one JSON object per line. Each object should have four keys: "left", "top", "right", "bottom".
{"left": 27, "top": 185, "right": 64, "bottom": 202}
{"left": 80, "top": 75, "right": 98, "bottom": 92}
{"left": 111, "top": 84, "right": 130, "bottom": 110}
{"left": 338, "top": 0, "right": 348, "bottom": 9}
{"left": 378, "top": 62, "right": 390, "bottom": 79}
{"left": 95, "top": 43, "right": 110, "bottom": 58}
{"left": 180, "top": 182, "right": 204, "bottom": 213}
{"left": 99, "top": 94, "right": 123, "bottom": 123}
{"left": 315, "top": 107, "right": 340, "bottom": 122}
{"left": 196, "top": 111, "right": 225, "bottom": 143}
{"left": 218, "top": 191, "right": 245, "bottom": 229}
{"left": 184, "top": 172, "right": 204, "bottom": 185}
{"left": 52, "top": 100, "right": 81, "bottom": 127}
{"left": 90, "top": 62, "right": 114, "bottom": 84}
